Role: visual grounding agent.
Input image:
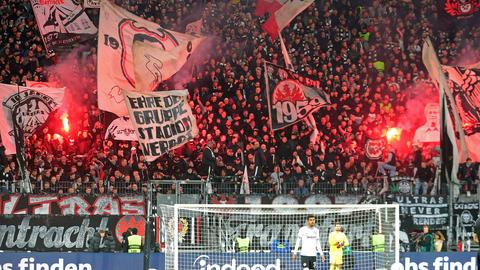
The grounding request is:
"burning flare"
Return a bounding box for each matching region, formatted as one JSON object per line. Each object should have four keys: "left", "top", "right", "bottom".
{"left": 60, "top": 113, "right": 70, "bottom": 133}
{"left": 386, "top": 127, "right": 402, "bottom": 143}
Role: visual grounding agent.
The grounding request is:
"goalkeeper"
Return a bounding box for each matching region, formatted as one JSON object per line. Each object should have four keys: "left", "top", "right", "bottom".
{"left": 292, "top": 215, "right": 326, "bottom": 270}
{"left": 328, "top": 223, "right": 349, "bottom": 270}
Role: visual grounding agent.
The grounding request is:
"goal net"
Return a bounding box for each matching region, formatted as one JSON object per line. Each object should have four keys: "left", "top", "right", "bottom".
{"left": 159, "top": 204, "right": 399, "bottom": 270}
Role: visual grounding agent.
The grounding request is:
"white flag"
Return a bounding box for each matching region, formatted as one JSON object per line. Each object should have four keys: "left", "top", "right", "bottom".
{"left": 260, "top": 0, "right": 314, "bottom": 40}
{"left": 0, "top": 84, "right": 65, "bottom": 154}
{"left": 240, "top": 166, "right": 250, "bottom": 195}
{"left": 123, "top": 90, "right": 198, "bottom": 162}
{"left": 98, "top": 1, "right": 203, "bottom": 116}
{"left": 133, "top": 34, "right": 204, "bottom": 92}
{"left": 105, "top": 117, "right": 138, "bottom": 141}
{"left": 185, "top": 19, "right": 203, "bottom": 36}
{"left": 30, "top": 0, "right": 97, "bottom": 51}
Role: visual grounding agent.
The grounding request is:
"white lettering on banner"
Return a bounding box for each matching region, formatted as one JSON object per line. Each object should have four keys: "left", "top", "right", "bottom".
{"left": 391, "top": 195, "right": 448, "bottom": 227}
{"left": 390, "top": 257, "right": 477, "bottom": 270}
{"left": 16, "top": 258, "right": 92, "bottom": 270}
{"left": 0, "top": 216, "right": 108, "bottom": 250}
{"left": 193, "top": 256, "right": 281, "bottom": 270}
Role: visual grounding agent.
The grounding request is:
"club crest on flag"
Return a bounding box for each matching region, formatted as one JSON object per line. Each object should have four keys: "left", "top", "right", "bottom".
{"left": 365, "top": 138, "right": 385, "bottom": 160}
{"left": 3, "top": 90, "right": 59, "bottom": 136}
{"left": 265, "top": 62, "right": 329, "bottom": 131}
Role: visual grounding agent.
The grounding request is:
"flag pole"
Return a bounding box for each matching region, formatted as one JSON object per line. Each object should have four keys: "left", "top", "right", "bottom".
{"left": 279, "top": 30, "right": 318, "bottom": 142}
{"left": 263, "top": 60, "right": 274, "bottom": 136}
{"left": 278, "top": 31, "right": 293, "bottom": 70}
{"left": 13, "top": 85, "right": 31, "bottom": 193}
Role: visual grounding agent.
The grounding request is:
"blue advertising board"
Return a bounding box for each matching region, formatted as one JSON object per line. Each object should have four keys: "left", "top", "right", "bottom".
{"left": 0, "top": 253, "right": 164, "bottom": 270}
{"left": 396, "top": 252, "right": 477, "bottom": 270}
{"left": 0, "top": 252, "right": 477, "bottom": 270}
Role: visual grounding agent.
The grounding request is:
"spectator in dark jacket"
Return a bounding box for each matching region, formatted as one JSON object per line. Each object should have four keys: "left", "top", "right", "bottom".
{"left": 88, "top": 229, "right": 116, "bottom": 252}
{"left": 415, "top": 162, "right": 433, "bottom": 195}
{"left": 458, "top": 158, "right": 478, "bottom": 196}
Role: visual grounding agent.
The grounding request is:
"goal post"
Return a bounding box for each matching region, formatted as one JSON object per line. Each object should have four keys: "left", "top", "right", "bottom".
{"left": 159, "top": 204, "right": 400, "bottom": 270}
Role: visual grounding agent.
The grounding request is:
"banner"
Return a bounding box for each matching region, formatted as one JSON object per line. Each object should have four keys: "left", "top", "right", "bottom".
{"left": 453, "top": 202, "right": 479, "bottom": 242}
{"left": 412, "top": 102, "right": 441, "bottom": 144}
{"left": 0, "top": 215, "right": 145, "bottom": 252}
{"left": 0, "top": 194, "right": 145, "bottom": 215}
{"left": 124, "top": 90, "right": 198, "bottom": 162}
{"left": 30, "top": 0, "right": 97, "bottom": 51}
{"left": 0, "top": 84, "right": 64, "bottom": 155}
{"left": 264, "top": 62, "right": 330, "bottom": 131}
{"left": 25, "top": 80, "right": 60, "bottom": 88}
{"left": 258, "top": 0, "right": 314, "bottom": 40}
{"left": 84, "top": 0, "right": 100, "bottom": 8}
{"left": 365, "top": 138, "right": 385, "bottom": 160}
{"left": 208, "top": 194, "right": 369, "bottom": 205}
{"left": 388, "top": 195, "right": 449, "bottom": 230}
{"left": 0, "top": 253, "right": 165, "bottom": 270}
{"left": 105, "top": 117, "right": 138, "bottom": 141}
{"left": 442, "top": 63, "right": 480, "bottom": 162}
{"left": 389, "top": 177, "right": 414, "bottom": 195}
{"left": 98, "top": 1, "right": 202, "bottom": 116}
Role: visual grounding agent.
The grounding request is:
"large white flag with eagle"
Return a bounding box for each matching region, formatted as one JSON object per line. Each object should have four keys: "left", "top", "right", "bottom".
{"left": 98, "top": 1, "right": 203, "bottom": 116}
{"left": 0, "top": 84, "right": 64, "bottom": 155}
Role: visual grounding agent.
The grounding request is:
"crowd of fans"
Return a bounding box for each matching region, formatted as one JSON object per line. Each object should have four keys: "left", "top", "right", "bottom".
{"left": 0, "top": 0, "right": 479, "bottom": 197}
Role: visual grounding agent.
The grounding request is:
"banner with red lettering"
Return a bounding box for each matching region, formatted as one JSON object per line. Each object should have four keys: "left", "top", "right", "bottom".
{"left": 0, "top": 194, "right": 145, "bottom": 215}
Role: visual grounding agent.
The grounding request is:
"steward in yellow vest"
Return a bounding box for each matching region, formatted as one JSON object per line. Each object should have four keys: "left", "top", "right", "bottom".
{"left": 127, "top": 228, "right": 142, "bottom": 253}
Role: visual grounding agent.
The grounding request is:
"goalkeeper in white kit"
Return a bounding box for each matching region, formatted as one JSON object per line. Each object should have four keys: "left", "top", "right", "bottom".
{"left": 292, "top": 215, "right": 326, "bottom": 270}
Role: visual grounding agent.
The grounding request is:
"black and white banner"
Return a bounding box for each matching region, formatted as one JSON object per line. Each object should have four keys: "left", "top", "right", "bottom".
{"left": 0, "top": 84, "right": 64, "bottom": 155}
{"left": 124, "top": 90, "right": 198, "bottom": 162}
{"left": 0, "top": 215, "right": 146, "bottom": 251}
{"left": 105, "top": 117, "right": 138, "bottom": 141}
{"left": 264, "top": 62, "right": 330, "bottom": 131}
{"left": 84, "top": 0, "right": 100, "bottom": 8}
{"left": 388, "top": 195, "right": 449, "bottom": 230}
{"left": 442, "top": 62, "right": 480, "bottom": 162}
{"left": 98, "top": 1, "right": 202, "bottom": 116}
{"left": 30, "top": 0, "right": 97, "bottom": 51}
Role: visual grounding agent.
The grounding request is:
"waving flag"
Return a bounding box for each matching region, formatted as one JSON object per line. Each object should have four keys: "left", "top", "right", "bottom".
{"left": 30, "top": 0, "right": 97, "bottom": 51}
{"left": 0, "top": 84, "right": 64, "bottom": 154}
{"left": 98, "top": 1, "right": 203, "bottom": 116}
{"left": 240, "top": 166, "right": 250, "bottom": 195}
{"left": 264, "top": 62, "right": 330, "bottom": 131}
{"left": 259, "top": 0, "right": 314, "bottom": 40}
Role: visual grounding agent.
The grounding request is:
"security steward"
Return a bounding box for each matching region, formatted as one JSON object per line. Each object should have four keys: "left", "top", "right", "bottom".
{"left": 236, "top": 235, "right": 250, "bottom": 253}
{"left": 127, "top": 228, "right": 142, "bottom": 253}
{"left": 372, "top": 233, "right": 385, "bottom": 252}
